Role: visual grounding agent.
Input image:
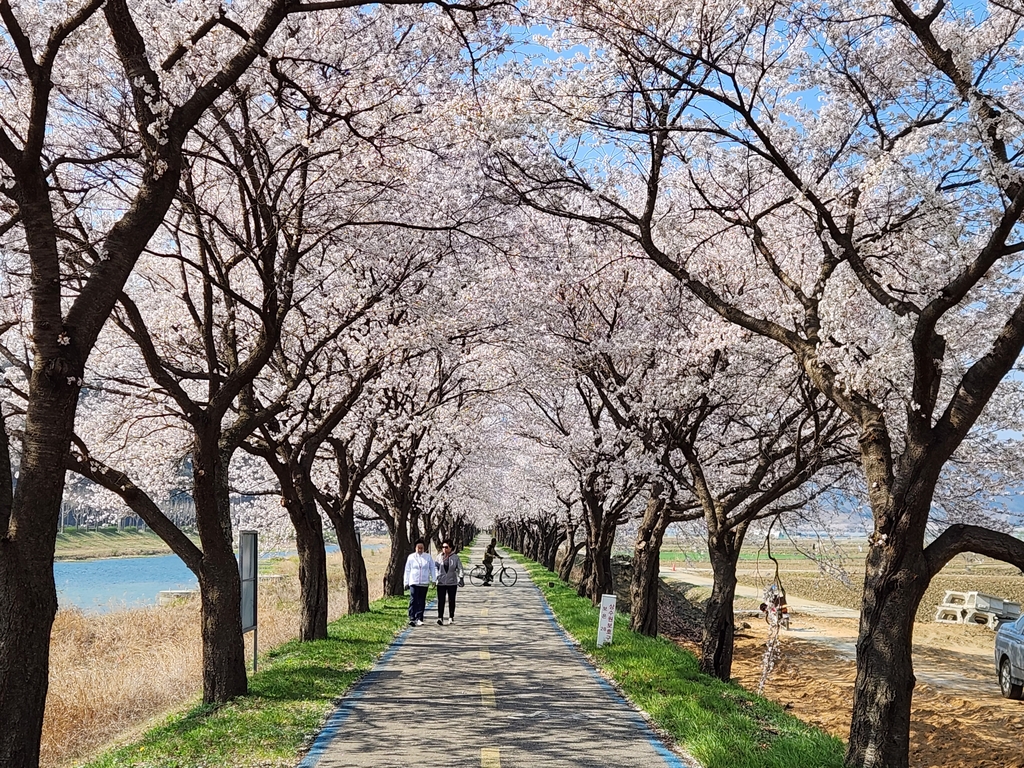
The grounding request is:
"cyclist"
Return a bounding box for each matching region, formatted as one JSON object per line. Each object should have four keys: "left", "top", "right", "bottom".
{"left": 482, "top": 538, "right": 498, "bottom": 586}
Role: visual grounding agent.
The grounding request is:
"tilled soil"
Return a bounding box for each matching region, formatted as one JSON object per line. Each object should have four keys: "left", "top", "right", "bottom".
{"left": 662, "top": 601, "right": 1024, "bottom": 768}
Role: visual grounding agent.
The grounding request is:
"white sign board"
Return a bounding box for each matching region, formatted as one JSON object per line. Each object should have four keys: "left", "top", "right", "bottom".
{"left": 597, "top": 593, "right": 616, "bottom": 647}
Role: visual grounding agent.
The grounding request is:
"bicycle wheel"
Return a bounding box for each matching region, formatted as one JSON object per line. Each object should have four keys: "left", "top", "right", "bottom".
{"left": 499, "top": 565, "right": 518, "bottom": 586}
{"left": 469, "top": 564, "right": 487, "bottom": 587}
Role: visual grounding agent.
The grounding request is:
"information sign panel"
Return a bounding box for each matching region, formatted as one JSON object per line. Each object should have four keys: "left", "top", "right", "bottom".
{"left": 597, "top": 593, "right": 616, "bottom": 647}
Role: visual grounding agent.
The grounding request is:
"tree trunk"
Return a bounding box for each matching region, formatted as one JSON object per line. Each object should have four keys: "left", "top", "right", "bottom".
{"left": 193, "top": 437, "right": 247, "bottom": 703}
{"left": 542, "top": 529, "right": 563, "bottom": 572}
{"left": 0, "top": 546, "right": 57, "bottom": 768}
{"left": 293, "top": 495, "right": 328, "bottom": 640}
{"left": 576, "top": 546, "right": 593, "bottom": 598}
{"left": 383, "top": 515, "right": 410, "bottom": 597}
{"left": 0, "top": 380, "right": 79, "bottom": 767}
{"left": 197, "top": 551, "right": 247, "bottom": 702}
{"left": 581, "top": 514, "right": 615, "bottom": 604}
{"left": 558, "top": 540, "right": 583, "bottom": 582}
{"left": 590, "top": 539, "right": 614, "bottom": 603}
{"left": 330, "top": 496, "right": 369, "bottom": 614}
{"left": 845, "top": 523, "right": 929, "bottom": 768}
{"left": 630, "top": 491, "right": 670, "bottom": 636}
{"left": 700, "top": 531, "right": 741, "bottom": 680}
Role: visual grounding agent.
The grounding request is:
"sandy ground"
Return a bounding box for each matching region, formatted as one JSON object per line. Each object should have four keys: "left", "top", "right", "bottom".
{"left": 663, "top": 568, "right": 1024, "bottom": 768}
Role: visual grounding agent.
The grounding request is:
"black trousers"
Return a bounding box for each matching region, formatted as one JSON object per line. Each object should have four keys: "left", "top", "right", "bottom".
{"left": 437, "top": 585, "right": 458, "bottom": 618}
{"left": 408, "top": 585, "right": 428, "bottom": 622}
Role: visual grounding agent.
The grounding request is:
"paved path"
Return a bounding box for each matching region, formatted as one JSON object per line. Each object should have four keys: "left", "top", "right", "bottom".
{"left": 300, "top": 544, "right": 696, "bottom": 768}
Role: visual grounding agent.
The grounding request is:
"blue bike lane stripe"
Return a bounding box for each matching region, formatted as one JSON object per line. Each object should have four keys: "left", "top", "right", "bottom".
{"left": 527, "top": 578, "right": 698, "bottom": 768}
{"left": 296, "top": 599, "right": 436, "bottom": 768}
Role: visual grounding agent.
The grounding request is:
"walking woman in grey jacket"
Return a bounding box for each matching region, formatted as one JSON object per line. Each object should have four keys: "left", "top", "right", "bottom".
{"left": 434, "top": 539, "right": 464, "bottom": 625}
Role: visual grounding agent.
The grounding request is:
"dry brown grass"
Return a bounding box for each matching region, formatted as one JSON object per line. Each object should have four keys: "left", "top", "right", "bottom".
{"left": 42, "top": 544, "right": 390, "bottom": 768}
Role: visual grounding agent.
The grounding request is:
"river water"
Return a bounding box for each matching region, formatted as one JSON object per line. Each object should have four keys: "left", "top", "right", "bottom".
{"left": 55, "top": 544, "right": 376, "bottom": 613}
{"left": 55, "top": 554, "right": 198, "bottom": 612}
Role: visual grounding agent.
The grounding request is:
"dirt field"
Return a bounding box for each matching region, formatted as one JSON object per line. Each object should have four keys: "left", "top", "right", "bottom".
{"left": 725, "top": 618, "right": 1024, "bottom": 768}
{"left": 656, "top": 541, "right": 1024, "bottom": 768}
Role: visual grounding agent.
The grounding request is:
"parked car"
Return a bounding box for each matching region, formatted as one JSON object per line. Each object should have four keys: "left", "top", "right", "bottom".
{"left": 994, "top": 614, "right": 1024, "bottom": 699}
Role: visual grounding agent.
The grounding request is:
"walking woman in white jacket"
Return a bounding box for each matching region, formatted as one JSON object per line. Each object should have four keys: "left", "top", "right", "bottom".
{"left": 403, "top": 539, "right": 436, "bottom": 626}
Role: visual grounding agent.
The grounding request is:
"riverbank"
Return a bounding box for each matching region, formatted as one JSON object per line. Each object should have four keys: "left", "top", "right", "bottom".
{"left": 55, "top": 529, "right": 179, "bottom": 561}
{"left": 42, "top": 544, "right": 392, "bottom": 767}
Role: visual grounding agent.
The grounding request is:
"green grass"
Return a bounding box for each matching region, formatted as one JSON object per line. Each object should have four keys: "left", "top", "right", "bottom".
{"left": 56, "top": 529, "right": 179, "bottom": 560}
{"left": 80, "top": 596, "right": 411, "bottom": 768}
{"left": 516, "top": 557, "right": 846, "bottom": 768}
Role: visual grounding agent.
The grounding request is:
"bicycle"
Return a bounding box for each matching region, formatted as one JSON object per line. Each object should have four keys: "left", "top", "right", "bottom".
{"left": 469, "top": 558, "right": 518, "bottom": 586}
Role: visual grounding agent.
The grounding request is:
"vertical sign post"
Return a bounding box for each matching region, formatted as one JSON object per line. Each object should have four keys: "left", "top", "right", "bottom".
{"left": 239, "top": 530, "right": 258, "bottom": 673}
{"left": 596, "top": 593, "right": 616, "bottom": 647}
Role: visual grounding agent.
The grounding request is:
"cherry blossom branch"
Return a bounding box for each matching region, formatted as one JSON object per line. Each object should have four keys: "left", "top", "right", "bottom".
{"left": 66, "top": 438, "right": 203, "bottom": 573}
{"left": 162, "top": 11, "right": 251, "bottom": 72}
{"left": 932, "top": 292, "right": 1024, "bottom": 457}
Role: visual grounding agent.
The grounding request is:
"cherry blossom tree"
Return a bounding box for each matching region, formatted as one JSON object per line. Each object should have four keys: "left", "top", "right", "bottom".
{"left": 0, "top": 0, "right": 504, "bottom": 761}
{"left": 246, "top": 252, "right": 460, "bottom": 623}
{"left": 362, "top": 343, "right": 497, "bottom": 595}
{"left": 483, "top": 2, "right": 1024, "bottom": 765}
{"left": 504, "top": 278, "right": 651, "bottom": 603}
{"left": 501, "top": 222, "right": 855, "bottom": 663}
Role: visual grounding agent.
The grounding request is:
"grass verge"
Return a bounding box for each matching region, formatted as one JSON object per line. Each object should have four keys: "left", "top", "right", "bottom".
{"left": 515, "top": 556, "right": 846, "bottom": 768}
{"left": 79, "top": 596, "right": 410, "bottom": 768}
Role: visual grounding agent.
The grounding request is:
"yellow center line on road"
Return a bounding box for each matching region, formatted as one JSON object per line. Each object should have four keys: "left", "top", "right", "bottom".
{"left": 480, "top": 681, "right": 496, "bottom": 708}
{"left": 479, "top": 648, "right": 491, "bottom": 661}
{"left": 480, "top": 607, "right": 489, "bottom": 616}
{"left": 479, "top": 626, "right": 488, "bottom": 635}
{"left": 481, "top": 747, "right": 500, "bottom": 767}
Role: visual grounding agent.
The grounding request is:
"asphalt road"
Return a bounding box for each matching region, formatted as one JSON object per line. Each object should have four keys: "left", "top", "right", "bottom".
{"left": 299, "top": 544, "right": 698, "bottom": 768}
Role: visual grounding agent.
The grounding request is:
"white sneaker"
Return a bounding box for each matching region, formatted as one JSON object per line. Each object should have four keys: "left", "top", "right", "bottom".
{"left": 414, "top": 619, "right": 423, "bottom": 626}
{"left": 448, "top": 617, "right": 455, "bottom": 624}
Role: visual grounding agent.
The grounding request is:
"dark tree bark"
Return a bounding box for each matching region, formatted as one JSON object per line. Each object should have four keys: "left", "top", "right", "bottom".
{"left": 326, "top": 492, "right": 371, "bottom": 614}
{"left": 848, "top": 549, "right": 923, "bottom": 768}
{"left": 629, "top": 488, "right": 672, "bottom": 636}
{"left": 289, "top": 489, "right": 328, "bottom": 640}
{"left": 334, "top": 503, "right": 370, "bottom": 614}
{"left": 576, "top": 543, "right": 594, "bottom": 598}
{"left": 383, "top": 518, "right": 411, "bottom": 597}
{"left": 578, "top": 482, "right": 619, "bottom": 603}
{"left": 540, "top": 522, "right": 564, "bottom": 572}
{"left": 700, "top": 527, "right": 744, "bottom": 680}
{"left": 558, "top": 540, "right": 584, "bottom": 583}
{"left": 0, "top": 407, "right": 12, "bottom": 533}
{"left": 0, "top": 386, "right": 74, "bottom": 766}
{"left": 249, "top": 439, "right": 330, "bottom": 641}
